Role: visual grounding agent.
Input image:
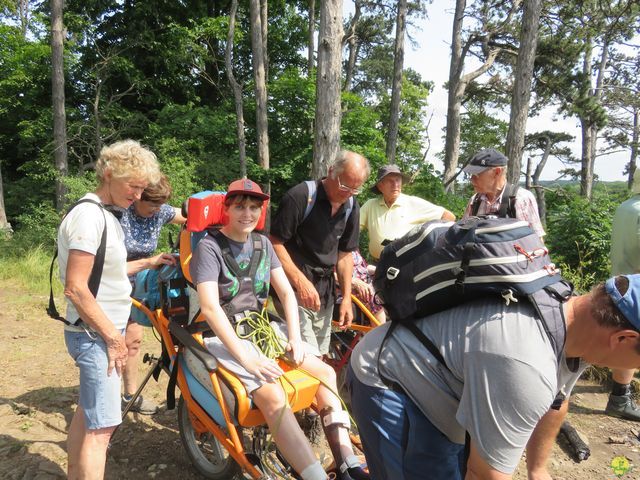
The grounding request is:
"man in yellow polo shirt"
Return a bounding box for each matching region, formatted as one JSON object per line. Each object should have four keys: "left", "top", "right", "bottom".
{"left": 360, "top": 165, "right": 455, "bottom": 260}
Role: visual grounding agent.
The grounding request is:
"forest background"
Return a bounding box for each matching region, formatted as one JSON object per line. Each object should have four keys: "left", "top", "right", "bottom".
{"left": 0, "top": 0, "right": 639, "bottom": 295}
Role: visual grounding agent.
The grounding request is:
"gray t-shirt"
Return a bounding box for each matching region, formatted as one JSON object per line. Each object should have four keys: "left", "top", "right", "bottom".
{"left": 190, "top": 231, "right": 281, "bottom": 307}
{"left": 350, "top": 299, "right": 586, "bottom": 474}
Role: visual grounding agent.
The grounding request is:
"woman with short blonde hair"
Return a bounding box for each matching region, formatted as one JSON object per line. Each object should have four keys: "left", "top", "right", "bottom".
{"left": 58, "top": 139, "right": 160, "bottom": 479}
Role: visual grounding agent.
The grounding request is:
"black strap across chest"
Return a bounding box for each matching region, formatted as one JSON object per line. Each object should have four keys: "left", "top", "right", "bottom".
{"left": 471, "top": 183, "right": 519, "bottom": 218}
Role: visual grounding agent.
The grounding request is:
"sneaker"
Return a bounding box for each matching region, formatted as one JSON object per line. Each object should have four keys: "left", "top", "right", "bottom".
{"left": 122, "top": 395, "right": 159, "bottom": 415}
{"left": 605, "top": 393, "right": 640, "bottom": 421}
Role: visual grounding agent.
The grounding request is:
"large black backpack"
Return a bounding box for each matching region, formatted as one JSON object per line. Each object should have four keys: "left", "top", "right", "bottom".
{"left": 373, "top": 216, "right": 572, "bottom": 361}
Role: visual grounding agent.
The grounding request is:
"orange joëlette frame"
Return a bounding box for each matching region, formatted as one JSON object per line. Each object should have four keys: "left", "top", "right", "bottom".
{"left": 130, "top": 298, "right": 320, "bottom": 479}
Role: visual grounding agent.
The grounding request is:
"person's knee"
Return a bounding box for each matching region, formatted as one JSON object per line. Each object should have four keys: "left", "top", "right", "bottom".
{"left": 253, "top": 384, "right": 288, "bottom": 417}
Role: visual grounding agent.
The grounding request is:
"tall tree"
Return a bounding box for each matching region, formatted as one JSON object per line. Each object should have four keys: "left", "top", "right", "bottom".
{"left": 0, "top": 161, "right": 10, "bottom": 233}
{"left": 342, "top": 0, "right": 363, "bottom": 92}
{"left": 504, "top": 0, "right": 542, "bottom": 185}
{"left": 308, "top": 0, "right": 315, "bottom": 74}
{"left": 51, "top": 0, "right": 67, "bottom": 211}
{"left": 249, "top": 0, "right": 270, "bottom": 171}
{"left": 442, "top": 0, "right": 522, "bottom": 191}
{"left": 312, "top": 0, "right": 343, "bottom": 179}
{"left": 226, "top": 0, "right": 247, "bottom": 177}
{"left": 524, "top": 131, "right": 574, "bottom": 226}
{"left": 533, "top": 0, "right": 639, "bottom": 199}
{"left": 601, "top": 52, "right": 640, "bottom": 188}
{"left": 385, "top": 0, "right": 407, "bottom": 164}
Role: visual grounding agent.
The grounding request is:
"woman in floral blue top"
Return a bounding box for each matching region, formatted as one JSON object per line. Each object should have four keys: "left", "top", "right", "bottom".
{"left": 120, "top": 174, "right": 185, "bottom": 414}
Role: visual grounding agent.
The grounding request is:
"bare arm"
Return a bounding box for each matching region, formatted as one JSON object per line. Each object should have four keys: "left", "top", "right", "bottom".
{"left": 335, "top": 250, "right": 354, "bottom": 328}
{"left": 64, "top": 250, "right": 128, "bottom": 376}
{"left": 465, "top": 442, "right": 512, "bottom": 480}
{"left": 525, "top": 399, "right": 569, "bottom": 480}
{"left": 197, "top": 280, "right": 283, "bottom": 382}
{"left": 126, "top": 253, "right": 177, "bottom": 276}
{"left": 170, "top": 206, "right": 186, "bottom": 225}
{"left": 270, "top": 235, "right": 320, "bottom": 311}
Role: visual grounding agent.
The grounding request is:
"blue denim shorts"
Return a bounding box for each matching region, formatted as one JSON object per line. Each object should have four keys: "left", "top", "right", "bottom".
{"left": 65, "top": 329, "right": 123, "bottom": 430}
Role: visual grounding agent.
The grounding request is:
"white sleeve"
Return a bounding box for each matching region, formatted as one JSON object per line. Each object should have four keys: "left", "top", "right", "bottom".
{"left": 63, "top": 204, "right": 105, "bottom": 255}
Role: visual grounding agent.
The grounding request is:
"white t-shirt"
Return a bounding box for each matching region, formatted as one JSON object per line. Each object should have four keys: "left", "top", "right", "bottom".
{"left": 57, "top": 193, "right": 131, "bottom": 330}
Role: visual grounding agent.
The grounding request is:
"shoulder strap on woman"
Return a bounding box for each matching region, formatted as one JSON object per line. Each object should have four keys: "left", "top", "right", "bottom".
{"left": 47, "top": 199, "right": 107, "bottom": 325}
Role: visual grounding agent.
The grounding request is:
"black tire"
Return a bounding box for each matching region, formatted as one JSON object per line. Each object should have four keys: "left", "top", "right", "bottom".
{"left": 177, "top": 395, "right": 241, "bottom": 479}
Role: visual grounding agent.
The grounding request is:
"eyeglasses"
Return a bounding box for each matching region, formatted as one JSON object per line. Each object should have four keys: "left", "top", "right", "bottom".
{"left": 337, "top": 175, "right": 362, "bottom": 195}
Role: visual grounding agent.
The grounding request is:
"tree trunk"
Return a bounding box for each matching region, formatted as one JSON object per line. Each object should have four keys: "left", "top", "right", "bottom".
{"left": 505, "top": 0, "right": 542, "bottom": 185}
{"left": 249, "top": 0, "right": 269, "bottom": 171}
{"left": 260, "top": 0, "right": 268, "bottom": 79}
{"left": 342, "top": 0, "right": 362, "bottom": 92}
{"left": 226, "top": 0, "right": 247, "bottom": 178}
{"left": 628, "top": 109, "right": 639, "bottom": 189}
{"left": 312, "top": 0, "right": 343, "bottom": 179}
{"left": 442, "top": 0, "right": 466, "bottom": 192}
{"left": 579, "top": 37, "right": 608, "bottom": 200}
{"left": 0, "top": 161, "right": 12, "bottom": 234}
{"left": 51, "top": 0, "right": 68, "bottom": 212}
{"left": 308, "top": 0, "right": 315, "bottom": 74}
{"left": 443, "top": 0, "right": 521, "bottom": 192}
{"left": 386, "top": 0, "right": 407, "bottom": 164}
{"left": 93, "top": 78, "right": 103, "bottom": 156}
{"left": 531, "top": 135, "right": 551, "bottom": 228}
{"left": 19, "top": 0, "right": 29, "bottom": 38}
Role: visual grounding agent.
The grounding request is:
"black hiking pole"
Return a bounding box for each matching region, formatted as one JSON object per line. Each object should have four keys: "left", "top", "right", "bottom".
{"left": 108, "top": 353, "right": 162, "bottom": 450}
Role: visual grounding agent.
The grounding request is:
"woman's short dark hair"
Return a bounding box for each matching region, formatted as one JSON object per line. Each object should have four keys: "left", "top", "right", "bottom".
{"left": 141, "top": 174, "right": 172, "bottom": 204}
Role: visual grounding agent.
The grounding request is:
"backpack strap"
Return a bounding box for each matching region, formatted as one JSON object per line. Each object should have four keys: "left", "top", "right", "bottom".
{"left": 302, "top": 179, "right": 354, "bottom": 224}
{"left": 470, "top": 194, "right": 482, "bottom": 217}
{"left": 497, "top": 183, "right": 519, "bottom": 218}
{"left": 302, "top": 180, "right": 318, "bottom": 223}
{"left": 527, "top": 280, "right": 573, "bottom": 363}
{"left": 211, "top": 230, "right": 243, "bottom": 278}
{"left": 47, "top": 199, "right": 107, "bottom": 326}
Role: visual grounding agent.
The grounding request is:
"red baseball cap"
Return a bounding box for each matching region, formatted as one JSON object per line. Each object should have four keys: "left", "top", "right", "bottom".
{"left": 226, "top": 178, "right": 270, "bottom": 201}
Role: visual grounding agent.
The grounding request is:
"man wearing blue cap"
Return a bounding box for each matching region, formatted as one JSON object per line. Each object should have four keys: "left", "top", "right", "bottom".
{"left": 346, "top": 274, "right": 640, "bottom": 480}
{"left": 462, "top": 148, "right": 545, "bottom": 239}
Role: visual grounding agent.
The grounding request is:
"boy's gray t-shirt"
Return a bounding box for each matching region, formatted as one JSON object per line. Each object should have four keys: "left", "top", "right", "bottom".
{"left": 350, "top": 299, "right": 586, "bottom": 474}
{"left": 190, "top": 231, "right": 281, "bottom": 305}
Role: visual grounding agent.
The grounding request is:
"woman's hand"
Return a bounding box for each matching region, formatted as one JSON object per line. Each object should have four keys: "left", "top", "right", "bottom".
{"left": 352, "top": 278, "right": 374, "bottom": 304}
{"left": 285, "top": 339, "right": 305, "bottom": 366}
{"left": 149, "top": 252, "right": 177, "bottom": 269}
{"left": 105, "top": 332, "right": 128, "bottom": 377}
{"left": 242, "top": 356, "right": 284, "bottom": 383}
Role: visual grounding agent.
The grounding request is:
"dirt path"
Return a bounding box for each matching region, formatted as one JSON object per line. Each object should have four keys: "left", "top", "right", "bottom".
{"left": 0, "top": 279, "right": 639, "bottom": 479}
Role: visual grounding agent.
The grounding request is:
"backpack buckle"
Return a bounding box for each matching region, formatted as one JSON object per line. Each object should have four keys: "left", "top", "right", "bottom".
{"left": 386, "top": 267, "right": 400, "bottom": 280}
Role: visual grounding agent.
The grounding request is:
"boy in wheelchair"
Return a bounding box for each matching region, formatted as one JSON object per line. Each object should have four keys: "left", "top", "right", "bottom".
{"left": 190, "top": 179, "right": 368, "bottom": 480}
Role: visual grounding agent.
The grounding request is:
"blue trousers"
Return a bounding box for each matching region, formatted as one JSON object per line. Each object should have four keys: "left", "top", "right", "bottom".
{"left": 346, "top": 364, "right": 466, "bottom": 480}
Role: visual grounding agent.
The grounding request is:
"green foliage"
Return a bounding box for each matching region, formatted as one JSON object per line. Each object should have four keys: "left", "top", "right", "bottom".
{"left": 0, "top": 243, "right": 60, "bottom": 296}
{"left": 545, "top": 188, "right": 622, "bottom": 286}
{"left": 404, "top": 165, "right": 469, "bottom": 218}
{"left": 8, "top": 202, "right": 60, "bottom": 252}
{"left": 458, "top": 104, "right": 508, "bottom": 163}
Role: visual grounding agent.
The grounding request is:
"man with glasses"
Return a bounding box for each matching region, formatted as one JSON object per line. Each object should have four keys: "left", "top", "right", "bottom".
{"left": 270, "top": 150, "right": 370, "bottom": 355}
{"left": 360, "top": 165, "right": 456, "bottom": 261}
